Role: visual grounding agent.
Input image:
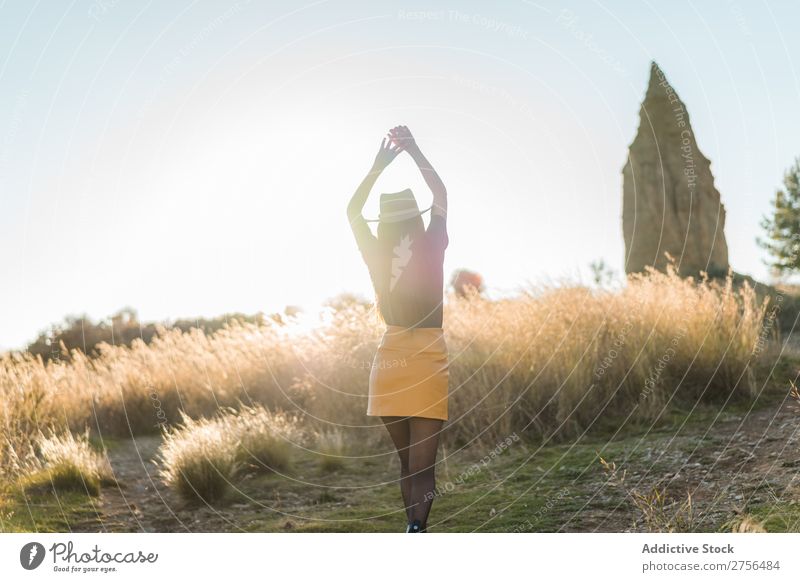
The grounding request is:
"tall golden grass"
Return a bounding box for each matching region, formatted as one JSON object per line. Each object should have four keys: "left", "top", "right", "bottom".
{"left": 0, "top": 267, "right": 770, "bottom": 480}
{"left": 18, "top": 428, "right": 115, "bottom": 496}
{"left": 157, "top": 404, "right": 301, "bottom": 503}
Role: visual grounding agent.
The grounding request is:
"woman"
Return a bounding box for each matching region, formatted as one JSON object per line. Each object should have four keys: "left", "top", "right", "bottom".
{"left": 347, "top": 125, "right": 449, "bottom": 533}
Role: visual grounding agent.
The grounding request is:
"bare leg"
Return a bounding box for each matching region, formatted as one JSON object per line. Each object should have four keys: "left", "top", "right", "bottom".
{"left": 407, "top": 417, "right": 444, "bottom": 530}
{"left": 380, "top": 416, "right": 412, "bottom": 521}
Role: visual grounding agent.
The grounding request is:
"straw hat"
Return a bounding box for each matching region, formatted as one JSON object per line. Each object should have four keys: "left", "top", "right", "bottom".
{"left": 365, "top": 188, "right": 432, "bottom": 223}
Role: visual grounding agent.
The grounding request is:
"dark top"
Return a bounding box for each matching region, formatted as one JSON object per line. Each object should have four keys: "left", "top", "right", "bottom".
{"left": 350, "top": 213, "right": 449, "bottom": 328}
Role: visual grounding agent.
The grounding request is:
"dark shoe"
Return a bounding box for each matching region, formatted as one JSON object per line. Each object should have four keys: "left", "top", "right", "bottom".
{"left": 406, "top": 519, "right": 426, "bottom": 533}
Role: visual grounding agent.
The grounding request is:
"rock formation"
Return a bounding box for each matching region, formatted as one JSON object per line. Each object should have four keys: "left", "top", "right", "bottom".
{"left": 622, "top": 62, "right": 730, "bottom": 278}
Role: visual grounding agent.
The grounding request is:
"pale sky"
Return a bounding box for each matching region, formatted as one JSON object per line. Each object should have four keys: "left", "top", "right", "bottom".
{"left": 1, "top": 0, "right": 799, "bottom": 350}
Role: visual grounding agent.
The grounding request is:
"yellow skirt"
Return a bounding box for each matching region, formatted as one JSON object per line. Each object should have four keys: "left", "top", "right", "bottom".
{"left": 367, "top": 325, "right": 449, "bottom": 421}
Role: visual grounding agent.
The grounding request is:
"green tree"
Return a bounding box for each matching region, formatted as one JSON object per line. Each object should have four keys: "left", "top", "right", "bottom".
{"left": 758, "top": 157, "right": 800, "bottom": 276}
{"left": 589, "top": 259, "right": 616, "bottom": 287}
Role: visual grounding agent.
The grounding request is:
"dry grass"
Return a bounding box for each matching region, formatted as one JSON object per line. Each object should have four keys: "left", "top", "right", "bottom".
{"left": 445, "top": 266, "right": 768, "bottom": 445}
{"left": 157, "top": 411, "right": 241, "bottom": 504}
{"left": 313, "top": 428, "right": 348, "bottom": 472}
{"left": 231, "top": 404, "right": 303, "bottom": 473}
{"left": 1, "top": 267, "right": 770, "bottom": 482}
{"left": 600, "top": 456, "right": 696, "bottom": 532}
{"left": 726, "top": 515, "right": 768, "bottom": 533}
{"left": 157, "top": 404, "right": 301, "bottom": 503}
{"left": 22, "top": 428, "right": 115, "bottom": 496}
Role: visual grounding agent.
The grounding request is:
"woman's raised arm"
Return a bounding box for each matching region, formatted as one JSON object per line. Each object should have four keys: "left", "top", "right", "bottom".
{"left": 389, "top": 125, "right": 447, "bottom": 218}
{"left": 347, "top": 137, "right": 404, "bottom": 223}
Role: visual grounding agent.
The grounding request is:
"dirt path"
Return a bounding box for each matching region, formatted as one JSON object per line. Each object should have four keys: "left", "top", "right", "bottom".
{"left": 667, "top": 394, "right": 800, "bottom": 530}
{"left": 72, "top": 436, "right": 189, "bottom": 532}
{"left": 576, "top": 395, "right": 800, "bottom": 532}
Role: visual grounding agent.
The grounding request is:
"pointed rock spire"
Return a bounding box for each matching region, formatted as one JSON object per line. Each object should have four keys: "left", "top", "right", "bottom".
{"left": 622, "top": 62, "right": 729, "bottom": 278}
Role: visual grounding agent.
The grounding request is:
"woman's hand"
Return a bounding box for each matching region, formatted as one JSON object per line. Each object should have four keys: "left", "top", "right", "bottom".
{"left": 350, "top": 136, "right": 400, "bottom": 220}
{"left": 372, "top": 136, "right": 404, "bottom": 171}
{"left": 391, "top": 125, "right": 446, "bottom": 215}
{"left": 388, "top": 125, "right": 419, "bottom": 156}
